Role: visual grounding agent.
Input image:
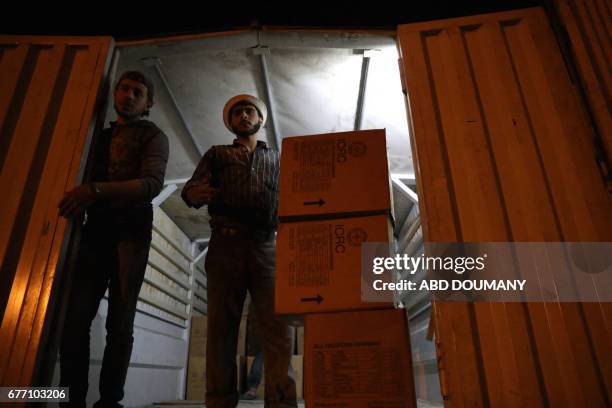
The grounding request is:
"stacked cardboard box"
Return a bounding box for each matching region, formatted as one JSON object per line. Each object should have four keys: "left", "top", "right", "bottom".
{"left": 276, "top": 129, "right": 395, "bottom": 315}
{"left": 276, "top": 214, "right": 394, "bottom": 314}
{"left": 186, "top": 315, "right": 207, "bottom": 400}
{"left": 276, "top": 129, "right": 416, "bottom": 407}
{"left": 305, "top": 309, "right": 416, "bottom": 407}
{"left": 278, "top": 129, "right": 394, "bottom": 219}
{"left": 186, "top": 314, "right": 248, "bottom": 400}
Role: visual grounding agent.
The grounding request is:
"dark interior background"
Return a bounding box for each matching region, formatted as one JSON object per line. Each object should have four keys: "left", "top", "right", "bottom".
{"left": 2, "top": 0, "right": 542, "bottom": 39}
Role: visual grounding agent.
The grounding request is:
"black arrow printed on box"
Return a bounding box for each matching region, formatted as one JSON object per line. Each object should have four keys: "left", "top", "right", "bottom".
{"left": 301, "top": 295, "right": 324, "bottom": 303}
{"left": 303, "top": 199, "right": 325, "bottom": 206}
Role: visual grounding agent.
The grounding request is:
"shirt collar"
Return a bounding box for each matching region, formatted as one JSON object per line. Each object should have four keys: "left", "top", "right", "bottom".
{"left": 109, "top": 119, "right": 153, "bottom": 128}
{"left": 232, "top": 139, "right": 269, "bottom": 150}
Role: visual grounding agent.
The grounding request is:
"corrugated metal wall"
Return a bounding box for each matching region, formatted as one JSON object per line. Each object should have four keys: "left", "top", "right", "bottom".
{"left": 0, "top": 36, "right": 113, "bottom": 386}
{"left": 398, "top": 7, "right": 611, "bottom": 407}
{"left": 145, "top": 207, "right": 206, "bottom": 325}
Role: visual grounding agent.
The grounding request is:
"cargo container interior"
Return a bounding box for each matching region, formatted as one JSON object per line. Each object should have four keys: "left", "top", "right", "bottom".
{"left": 42, "top": 29, "right": 439, "bottom": 407}
{"left": 6, "top": 3, "right": 609, "bottom": 407}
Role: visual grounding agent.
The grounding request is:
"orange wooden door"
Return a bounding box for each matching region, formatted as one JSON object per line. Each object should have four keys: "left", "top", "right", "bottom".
{"left": 398, "top": 7, "right": 611, "bottom": 407}
{"left": 0, "top": 36, "right": 114, "bottom": 386}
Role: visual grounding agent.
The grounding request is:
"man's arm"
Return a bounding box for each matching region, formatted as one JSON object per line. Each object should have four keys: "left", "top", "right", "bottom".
{"left": 97, "top": 129, "right": 169, "bottom": 200}
{"left": 58, "top": 129, "right": 170, "bottom": 218}
{"left": 181, "top": 147, "right": 220, "bottom": 209}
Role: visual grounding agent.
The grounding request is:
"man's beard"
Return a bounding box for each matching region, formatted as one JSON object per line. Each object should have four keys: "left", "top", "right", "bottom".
{"left": 114, "top": 102, "right": 143, "bottom": 120}
{"left": 233, "top": 122, "right": 261, "bottom": 138}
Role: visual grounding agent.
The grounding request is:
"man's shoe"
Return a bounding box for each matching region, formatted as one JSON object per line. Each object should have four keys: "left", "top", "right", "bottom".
{"left": 241, "top": 388, "right": 258, "bottom": 400}
{"left": 92, "top": 399, "right": 123, "bottom": 408}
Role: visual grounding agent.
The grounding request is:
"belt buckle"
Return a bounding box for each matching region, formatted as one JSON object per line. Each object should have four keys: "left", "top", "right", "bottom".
{"left": 220, "top": 226, "right": 238, "bottom": 237}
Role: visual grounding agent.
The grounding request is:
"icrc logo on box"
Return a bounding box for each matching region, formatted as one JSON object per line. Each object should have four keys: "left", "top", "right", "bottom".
{"left": 334, "top": 225, "right": 368, "bottom": 254}
{"left": 335, "top": 138, "right": 368, "bottom": 163}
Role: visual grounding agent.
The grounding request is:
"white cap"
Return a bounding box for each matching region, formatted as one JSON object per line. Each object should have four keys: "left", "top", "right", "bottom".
{"left": 223, "top": 94, "right": 268, "bottom": 132}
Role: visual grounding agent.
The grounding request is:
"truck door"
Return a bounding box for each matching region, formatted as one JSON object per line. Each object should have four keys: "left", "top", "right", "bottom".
{"left": 397, "top": 7, "right": 611, "bottom": 407}
{"left": 0, "top": 35, "right": 114, "bottom": 386}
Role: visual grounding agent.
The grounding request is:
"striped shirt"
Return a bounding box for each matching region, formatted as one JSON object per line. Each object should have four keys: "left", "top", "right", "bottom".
{"left": 181, "top": 139, "right": 280, "bottom": 229}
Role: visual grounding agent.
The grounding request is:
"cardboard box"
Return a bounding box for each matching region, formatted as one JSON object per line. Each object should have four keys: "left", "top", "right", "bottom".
{"left": 186, "top": 355, "right": 245, "bottom": 399}
{"left": 279, "top": 129, "right": 392, "bottom": 219}
{"left": 186, "top": 315, "right": 207, "bottom": 400}
{"left": 304, "top": 309, "right": 417, "bottom": 408}
{"left": 186, "top": 315, "right": 248, "bottom": 398}
{"left": 246, "top": 354, "right": 304, "bottom": 400}
{"left": 188, "top": 315, "right": 207, "bottom": 357}
{"left": 186, "top": 355, "right": 205, "bottom": 400}
{"left": 275, "top": 214, "right": 395, "bottom": 314}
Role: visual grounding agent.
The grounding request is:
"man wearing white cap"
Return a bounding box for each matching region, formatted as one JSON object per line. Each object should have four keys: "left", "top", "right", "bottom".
{"left": 182, "top": 95, "right": 296, "bottom": 408}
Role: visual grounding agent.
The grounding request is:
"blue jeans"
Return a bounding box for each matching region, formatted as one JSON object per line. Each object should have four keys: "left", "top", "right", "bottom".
{"left": 205, "top": 230, "right": 297, "bottom": 408}
{"left": 247, "top": 351, "right": 264, "bottom": 390}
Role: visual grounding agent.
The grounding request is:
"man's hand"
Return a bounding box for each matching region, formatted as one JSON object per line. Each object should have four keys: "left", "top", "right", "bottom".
{"left": 58, "top": 184, "right": 97, "bottom": 218}
{"left": 185, "top": 183, "right": 220, "bottom": 207}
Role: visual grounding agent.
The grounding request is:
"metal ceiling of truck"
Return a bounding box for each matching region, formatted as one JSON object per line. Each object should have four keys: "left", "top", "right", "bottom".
{"left": 108, "top": 30, "right": 415, "bottom": 242}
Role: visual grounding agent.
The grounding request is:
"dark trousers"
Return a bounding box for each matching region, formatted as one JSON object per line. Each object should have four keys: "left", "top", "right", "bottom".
{"left": 59, "top": 219, "right": 152, "bottom": 408}
{"left": 205, "top": 229, "right": 297, "bottom": 408}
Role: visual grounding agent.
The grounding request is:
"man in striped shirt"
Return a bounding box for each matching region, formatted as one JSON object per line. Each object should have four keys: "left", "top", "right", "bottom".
{"left": 182, "top": 95, "right": 297, "bottom": 408}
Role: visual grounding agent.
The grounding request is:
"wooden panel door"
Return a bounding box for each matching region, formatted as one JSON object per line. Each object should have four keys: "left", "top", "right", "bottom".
{"left": 398, "top": 7, "right": 611, "bottom": 407}
{"left": 0, "top": 35, "right": 113, "bottom": 386}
